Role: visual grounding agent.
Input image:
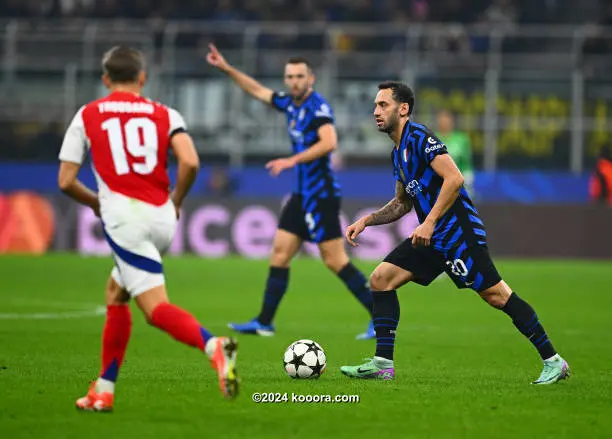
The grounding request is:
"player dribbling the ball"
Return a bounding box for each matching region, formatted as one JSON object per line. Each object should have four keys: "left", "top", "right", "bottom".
{"left": 340, "top": 82, "right": 570, "bottom": 385}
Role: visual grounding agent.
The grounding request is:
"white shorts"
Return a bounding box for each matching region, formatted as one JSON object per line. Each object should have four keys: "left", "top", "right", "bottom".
{"left": 100, "top": 192, "right": 176, "bottom": 297}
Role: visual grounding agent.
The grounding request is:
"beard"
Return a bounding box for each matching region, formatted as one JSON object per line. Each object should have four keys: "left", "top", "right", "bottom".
{"left": 292, "top": 87, "right": 309, "bottom": 101}
{"left": 378, "top": 111, "right": 399, "bottom": 134}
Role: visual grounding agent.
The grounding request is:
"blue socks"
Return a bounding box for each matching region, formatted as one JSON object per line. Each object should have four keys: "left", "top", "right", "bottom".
{"left": 337, "top": 263, "right": 374, "bottom": 316}
{"left": 373, "top": 290, "right": 400, "bottom": 360}
{"left": 501, "top": 292, "right": 556, "bottom": 360}
{"left": 257, "top": 266, "right": 289, "bottom": 325}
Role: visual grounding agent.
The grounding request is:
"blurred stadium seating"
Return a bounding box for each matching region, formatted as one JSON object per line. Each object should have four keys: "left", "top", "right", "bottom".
{"left": 1, "top": 0, "right": 611, "bottom": 256}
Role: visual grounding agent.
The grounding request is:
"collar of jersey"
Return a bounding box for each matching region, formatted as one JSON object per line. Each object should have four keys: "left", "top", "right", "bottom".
{"left": 108, "top": 90, "right": 142, "bottom": 99}
{"left": 291, "top": 90, "right": 316, "bottom": 109}
{"left": 395, "top": 119, "right": 411, "bottom": 151}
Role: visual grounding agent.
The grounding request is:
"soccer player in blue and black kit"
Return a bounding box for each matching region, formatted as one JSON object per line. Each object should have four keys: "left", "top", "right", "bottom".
{"left": 206, "top": 44, "right": 374, "bottom": 339}
{"left": 341, "top": 81, "right": 570, "bottom": 384}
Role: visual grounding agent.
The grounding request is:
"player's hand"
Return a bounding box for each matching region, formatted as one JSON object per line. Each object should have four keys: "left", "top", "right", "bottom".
{"left": 172, "top": 201, "right": 181, "bottom": 219}
{"left": 206, "top": 43, "right": 230, "bottom": 72}
{"left": 346, "top": 217, "right": 368, "bottom": 247}
{"left": 170, "top": 193, "right": 181, "bottom": 219}
{"left": 92, "top": 199, "right": 101, "bottom": 218}
{"left": 265, "top": 157, "right": 296, "bottom": 177}
{"left": 410, "top": 220, "right": 434, "bottom": 247}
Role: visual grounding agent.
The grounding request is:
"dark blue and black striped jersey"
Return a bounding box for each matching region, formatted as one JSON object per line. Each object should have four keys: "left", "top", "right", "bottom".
{"left": 271, "top": 91, "right": 341, "bottom": 201}
{"left": 392, "top": 121, "right": 487, "bottom": 253}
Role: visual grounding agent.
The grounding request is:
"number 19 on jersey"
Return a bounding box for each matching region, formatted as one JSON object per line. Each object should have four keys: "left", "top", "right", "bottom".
{"left": 102, "top": 117, "right": 159, "bottom": 176}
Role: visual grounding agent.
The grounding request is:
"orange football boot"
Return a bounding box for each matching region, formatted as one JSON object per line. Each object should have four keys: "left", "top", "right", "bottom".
{"left": 206, "top": 336, "right": 239, "bottom": 399}
{"left": 76, "top": 382, "right": 114, "bottom": 412}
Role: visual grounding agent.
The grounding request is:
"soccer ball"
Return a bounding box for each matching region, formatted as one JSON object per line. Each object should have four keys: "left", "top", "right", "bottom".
{"left": 283, "top": 339, "right": 326, "bottom": 379}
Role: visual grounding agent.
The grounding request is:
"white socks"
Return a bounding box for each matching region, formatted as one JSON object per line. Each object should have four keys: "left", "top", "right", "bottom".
{"left": 373, "top": 356, "right": 394, "bottom": 368}
{"left": 95, "top": 377, "right": 115, "bottom": 394}
{"left": 204, "top": 337, "right": 218, "bottom": 358}
{"left": 544, "top": 353, "right": 561, "bottom": 363}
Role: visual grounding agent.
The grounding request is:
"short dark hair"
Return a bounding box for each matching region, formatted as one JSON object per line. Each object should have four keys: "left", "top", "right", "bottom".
{"left": 102, "top": 46, "right": 145, "bottom": 84}
{"left": 378, "top": 81, "right": 415, "bottom": 115}
{"left": 286, "top": 56, "right": 313, "bottom": 71}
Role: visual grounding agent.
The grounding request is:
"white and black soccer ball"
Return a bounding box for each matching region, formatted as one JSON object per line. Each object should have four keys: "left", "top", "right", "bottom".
{"left": 283, "top": 339, "right": 327, "bottom": 379}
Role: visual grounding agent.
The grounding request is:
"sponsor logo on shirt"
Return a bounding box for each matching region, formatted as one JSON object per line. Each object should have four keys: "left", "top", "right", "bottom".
{"left": 405, "top": 179, "right": 423, "bottom": 197}
{"left": 315, "top": 103, "right": 332, "bottom": 118}
{"left": 425, "top": 143, "right": 445, "bottom": 154}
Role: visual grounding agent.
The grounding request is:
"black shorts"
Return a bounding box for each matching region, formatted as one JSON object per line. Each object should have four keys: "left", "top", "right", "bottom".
{"left": 383, "top": 239, "right": 502, "bottom": 292}
{"left": 278, "top": 194, "right": 342, "bottom": 243}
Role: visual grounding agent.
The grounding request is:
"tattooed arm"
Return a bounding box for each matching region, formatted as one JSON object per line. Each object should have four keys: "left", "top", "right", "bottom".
{"left": 346, "top": 181, "right": 412, "bottom": 246}
{"left": 365, "top": 181, "right": 413, "bottom": 226}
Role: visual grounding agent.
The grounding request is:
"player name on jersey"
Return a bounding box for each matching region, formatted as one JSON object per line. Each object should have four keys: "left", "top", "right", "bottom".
{"left": 59, "top": 91, "right": 187, "bottom": 207}
{"left": 98, "top": 101, "right": 154, "bottom": 114}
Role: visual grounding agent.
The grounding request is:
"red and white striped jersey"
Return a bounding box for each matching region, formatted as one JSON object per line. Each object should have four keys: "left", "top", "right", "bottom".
{"left": 58, "top": 91, "right": 186, "bottom": 207}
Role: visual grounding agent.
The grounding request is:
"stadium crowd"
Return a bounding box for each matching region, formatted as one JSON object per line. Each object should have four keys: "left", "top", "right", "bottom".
{"left": 0, "top": 0, "right": 608, "bottom": 165}
{"left": 0, "top": 0, "right": 597, "bottom": 25}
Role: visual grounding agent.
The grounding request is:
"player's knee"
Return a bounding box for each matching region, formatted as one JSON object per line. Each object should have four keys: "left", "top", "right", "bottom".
{"left": 479, "top": 281, "right": 512, "bottom": 309}
{"left": 369, "top": 269, "right": 392, "bottom": 292}
{"left": 134, "top": 285, "right": 169, "bottom": 325}
{"left": 270, "top": 243, "right": 293, "bottom": 267}
{"left": 480, "top": 289, "right": 508, "bottom": 309}
{"left": 140, "top": 303, "right": 159, "bottom": 326}
{"left": 322, "top": 254, "right": 347, "bottom": 273}
{"left": 143, "top": 310, "right": 155, "bottom": 325}
{"left": 105, "top": 278, "right": 129, "bottom": 306}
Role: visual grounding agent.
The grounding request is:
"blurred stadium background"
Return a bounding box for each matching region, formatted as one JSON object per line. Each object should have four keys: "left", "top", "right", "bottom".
{"left": 1, "top": 0, "right": 612, "bottom": 258}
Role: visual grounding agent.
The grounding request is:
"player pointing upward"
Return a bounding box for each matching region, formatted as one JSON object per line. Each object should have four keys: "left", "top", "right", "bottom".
{"left": 340, "top": 81, "right": 569, "bottom": 385}
{"left": 207, "top": 44, "right": 375, "bottom": 340}
{"left": 58, "top": 46, "right": 239, "bottom": 411}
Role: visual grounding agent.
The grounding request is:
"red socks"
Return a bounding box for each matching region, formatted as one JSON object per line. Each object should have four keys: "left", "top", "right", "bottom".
{"left": 98, "top": 303, "right": 211, "bottom": 384}
{"left": 100, "top": 304, "right": 132, "bottom": 382}
{"left": 150, "top": 303, "right": 212, "bottom": 351}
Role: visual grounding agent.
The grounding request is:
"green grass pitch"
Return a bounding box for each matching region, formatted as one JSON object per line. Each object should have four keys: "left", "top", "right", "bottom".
{"left": 1, "top": 255, "right": 611, "bottom": 439}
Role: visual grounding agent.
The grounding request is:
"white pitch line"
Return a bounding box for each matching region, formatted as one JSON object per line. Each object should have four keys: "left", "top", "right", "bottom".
{"left": 4, "top": 299, "right": 102, "bottom": 309}
{"left": 0, "top": 306, "right": 106, "bottom": 320}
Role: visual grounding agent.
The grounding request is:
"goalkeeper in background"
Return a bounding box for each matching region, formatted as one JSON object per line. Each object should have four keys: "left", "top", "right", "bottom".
{"left": 436, "top": 109, "right": 475, "bottom": 196}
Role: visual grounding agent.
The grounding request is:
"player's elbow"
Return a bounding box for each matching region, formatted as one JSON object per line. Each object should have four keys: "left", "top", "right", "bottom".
{"left": 186, "top": 162, "right": 200, "bottom": 176}
{"left": 188, "top": 156, "right": 200, "bottom": 172}
{"left": 256, "top": 88, "right": 270, "bottom": 103}
{"left": 320, "top": 139, "right": 336, "bottom": 154}
{"left": 180, "top": 155, "right": 200, "bottom": 173}
{"left": 57, "top": 173, "right": 74, "bottom": 192}
{"left": 452, "top": 174, "right": 464, "bottom": 190}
